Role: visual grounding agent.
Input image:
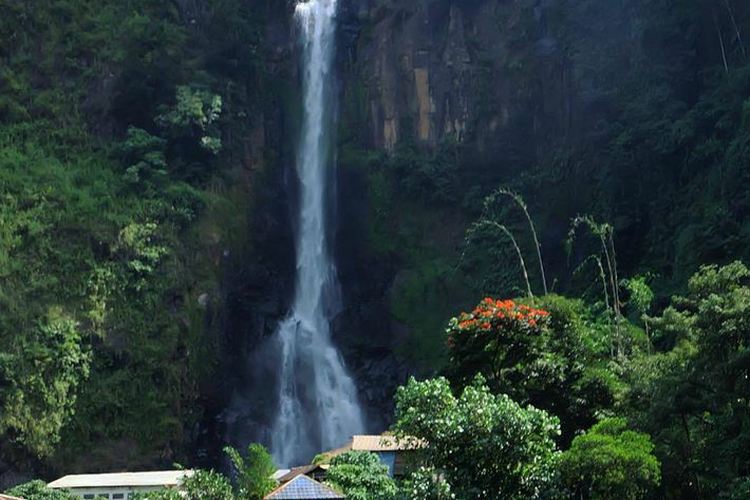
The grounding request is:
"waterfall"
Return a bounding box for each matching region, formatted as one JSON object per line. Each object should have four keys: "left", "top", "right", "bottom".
{"left": 270, "top": 0, "right": 364, "bottom": 466}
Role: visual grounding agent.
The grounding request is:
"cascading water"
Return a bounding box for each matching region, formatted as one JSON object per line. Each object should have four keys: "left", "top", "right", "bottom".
{"left": 270, "top": 0, "right": 364, "bottom": 466}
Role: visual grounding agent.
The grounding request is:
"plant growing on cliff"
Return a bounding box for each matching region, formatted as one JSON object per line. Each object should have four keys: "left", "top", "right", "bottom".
{"left": 157, "top": 85, "right": 223, "bottom": 155}
{"left": 464, "top": 188, "right": 548, "bottom": 299}
{"left": 0, "top": 308, "right": 90, "bottom": 458}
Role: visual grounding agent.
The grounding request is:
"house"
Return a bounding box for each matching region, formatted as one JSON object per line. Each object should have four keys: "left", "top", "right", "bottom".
{"left": 350, "top": 435, "right": 422, "bottom": 477}
{"left": 263, "top": 475, "right": 344, "bottom": 500}
{"left": 319, "top": 435, "right": 424, "bottom": 478}
{"left": 47, "top": 471, "right": 195, "bottom": 500}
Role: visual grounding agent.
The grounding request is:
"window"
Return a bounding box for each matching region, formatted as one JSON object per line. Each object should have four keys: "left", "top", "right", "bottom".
{"left": 113, "top": 494, "right": 124, "bottom": 499}
{"left": 83, "top": 495, "right": 95, "bottom": 499}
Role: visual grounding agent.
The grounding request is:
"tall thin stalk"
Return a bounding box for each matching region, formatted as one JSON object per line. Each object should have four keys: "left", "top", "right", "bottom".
{"left": 573, "top": 254, "right": 614, "bottom": 356}
{"left": 567, "top": 215, "right": 623, "bottom": 356}
{"left": 467, "top": 220, "right": 534, "bottom": 299}
{"left": 493, "top": 188, "right": 548, "bottom": 295}
{"left": 723, "top": 0, "right": 746, "bottom": 60}
{"left": 714, "top": 9, "right": 730, "bottom": 74}
{"left": 572, "top": 255, "right": 610, "bottom": 311}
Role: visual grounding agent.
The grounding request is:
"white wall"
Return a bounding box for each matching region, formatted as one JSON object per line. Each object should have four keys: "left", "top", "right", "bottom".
{"left": 68, "top": 486, "right": 173, "bottom": 500}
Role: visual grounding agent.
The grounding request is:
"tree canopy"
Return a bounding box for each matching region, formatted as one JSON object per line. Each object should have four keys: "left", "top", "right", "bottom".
{"left": 393, "top": 375, "right": 561, "bottom": 500}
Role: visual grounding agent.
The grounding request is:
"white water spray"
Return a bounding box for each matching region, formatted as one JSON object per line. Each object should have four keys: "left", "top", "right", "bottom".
{"left": 271, "top": 0, "right": 364, "bottom": 466}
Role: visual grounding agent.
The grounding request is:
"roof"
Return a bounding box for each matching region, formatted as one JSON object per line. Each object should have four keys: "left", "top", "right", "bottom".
{"left": 264, "top": 475, "right": 344, "bottom": 499}
{"left": 276, "top": 465, "right": 328, "bottom": 484}
{"left": 351, "top": 435, "right": 423, "bottom": 452}
{"left": 0, "top": 494, "right": 26, "bottom": 500}
{"left": 48, "top": 471, "right": 195, "bottom": 489}
{"left": 272, "top": 470, "right": 291, "bottom": 481}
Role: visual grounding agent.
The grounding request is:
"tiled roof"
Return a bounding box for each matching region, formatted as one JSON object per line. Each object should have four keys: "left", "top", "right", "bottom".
{"left": 264, "top": 475, "right": 344, "bottom": 499}
{"left": 48, "top": 471, "right": 195, "bottom": 489}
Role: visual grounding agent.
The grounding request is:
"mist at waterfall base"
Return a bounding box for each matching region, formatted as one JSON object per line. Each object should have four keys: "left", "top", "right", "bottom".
{"left": 222, "top": 0, "right": 365, "bottom": 468}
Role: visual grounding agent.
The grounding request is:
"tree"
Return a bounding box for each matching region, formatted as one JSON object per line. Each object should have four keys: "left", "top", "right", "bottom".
{"left": 628, "top": 262, "right": 750, "bottom": 499}
{"left": 224, "top": 443, "right": 277, "bottom": 500}
{"left": 137, "top": 471, "right": 233, "bottom": 500}
{"left": 182, "top": 470, "right": 234, "bottom": 500}
{"left": 445, "top": 295, "right": 619, "bottom": 446}
{"left": 399, "top": 467, "right": 453, "bottom": 500}
{"left": 5, "top": 481, "right": 77, "bottom": 500}
{"left": 325, "top": 450, "right": 397, "bottom": 500}
{"left": 116, "top": 127, "right": 168, "bottom": 193}
{"left": 560, "top": 418, "right": 660, "bottom": 500}
{"left": 393, "top": 375, "right": 560, "bottom": 500}
{"left": 445, "top": 297, "right": 551, "bottom": 389}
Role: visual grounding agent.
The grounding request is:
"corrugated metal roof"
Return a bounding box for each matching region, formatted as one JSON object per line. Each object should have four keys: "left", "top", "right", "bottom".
{"left": 272, "top": 470, "right": 291, "bottom": 481}
{"left": 48, "top": 471, "right": 195, "bottom": 489}
{"left": 276, "top": 465, "right": 328, "bottom": 484}
{"left": 0, "top": 494, "right": 25, "bottom": 500}
{"left": 351, "top": 435, "right": 423, "bottom": 452}
{"left": 264, "top": 475, "right": 343, "bottom": 499}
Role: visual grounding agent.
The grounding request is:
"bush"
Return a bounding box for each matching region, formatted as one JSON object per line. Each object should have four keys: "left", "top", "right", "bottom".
{"left": 560, "top": 418, "right": 660, "bottom": 500}
{"left": 325, "top": 451, "right": 397, "bottom": 500}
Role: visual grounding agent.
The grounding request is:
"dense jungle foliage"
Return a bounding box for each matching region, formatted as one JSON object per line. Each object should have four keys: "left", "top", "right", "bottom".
{"left": 1, "top": 0, "right": 749, "bottom": 499}
{"left": 0, "top": 0, "right": 282, "bottom": 474}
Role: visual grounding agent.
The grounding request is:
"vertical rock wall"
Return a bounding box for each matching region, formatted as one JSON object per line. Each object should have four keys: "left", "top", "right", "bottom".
{"left": 340, "top": 0, "right": 572, "bottom": 162}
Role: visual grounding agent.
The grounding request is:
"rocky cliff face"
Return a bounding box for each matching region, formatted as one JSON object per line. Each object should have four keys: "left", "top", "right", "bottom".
{"left": 339, "top": 0, "right": 571, "bottom": 161}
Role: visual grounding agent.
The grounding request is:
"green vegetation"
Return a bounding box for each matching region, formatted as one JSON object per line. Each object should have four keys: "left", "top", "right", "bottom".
{"left": 339, "top": 146, "right": 473, "bottom": 372}
{"left": 224, "top": 444, "right": 278, "bottom": 500}
{"left": 444, "top": 295, "right": 618, "bottom": 446}
{"left": 5, "top": 481, "right": 77, "bottom": 500}
{"left": 560, "top": 418, "right": 661, "bottom": 500}
{"left": 0, "top": 0, "right": 277, "bottom": 471}
{"left": 325, "top": 451, "right": 398, "bottom": 500}
{"left": 388, "top": 259, "right": 744, "bottom": 500}
{"left": 393, "top": 376, "right": 561, "bottom": 499}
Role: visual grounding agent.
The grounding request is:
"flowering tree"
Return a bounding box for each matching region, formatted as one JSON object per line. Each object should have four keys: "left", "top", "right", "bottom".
{"left": 446, "top": 298, "right": 550, "bottom": 390}
{"left": 444, "top": 296, "right": 619, "bottom": 446}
